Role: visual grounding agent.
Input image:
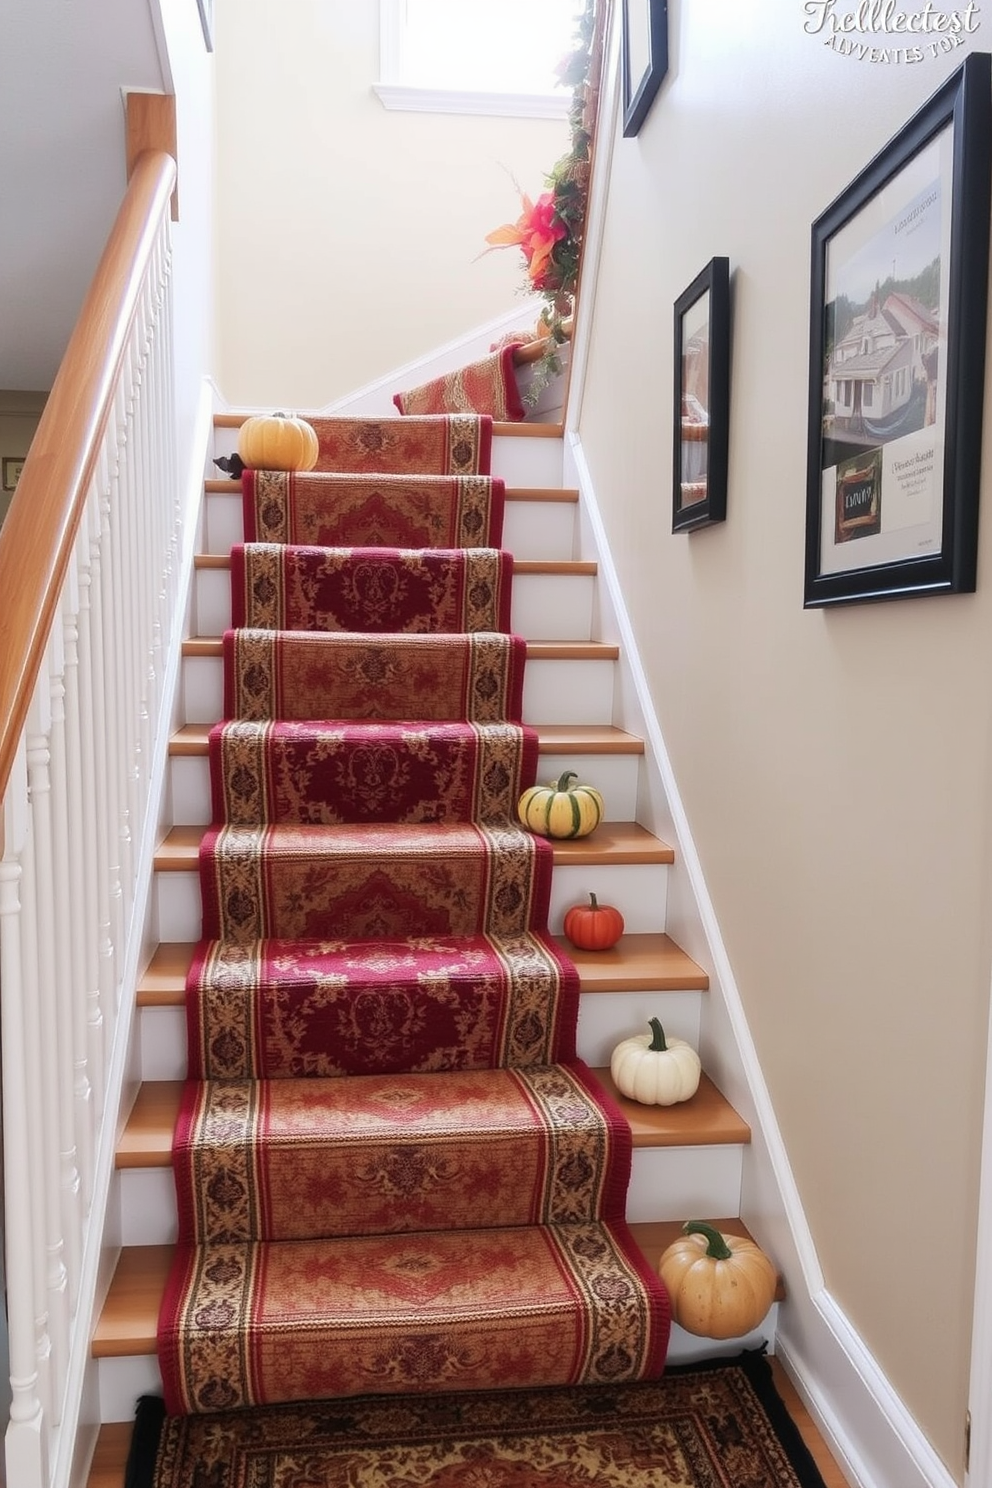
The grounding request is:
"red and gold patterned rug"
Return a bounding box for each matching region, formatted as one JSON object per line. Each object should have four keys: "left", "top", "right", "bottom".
{"left": 158, "top": 412, "right": 670, "bottom": 1417}
{"left": 242, "top": 470, "right": 505, "bottom": 548}
{"left": 393, "top": 344, "right": 526, "bottom": 421}
{"left": 306, "top": 413, "right": 493, "bottom": 475}
{"left": 128, "top": 1352, "right": 830, "bottom": 1488}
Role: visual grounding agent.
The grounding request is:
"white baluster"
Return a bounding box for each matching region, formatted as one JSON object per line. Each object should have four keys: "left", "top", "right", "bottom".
{"left": 26, "top": 687, "right": 71, "bottom": 1419}
{"left": 2, "top": 746, "right": 50, "bottom": 1488}
{"left": 75, "top": 501, "right": 105, "bottom": 1111}
{"left": 109, "top": 375, "right": 136, "bottom": 916}
{"left": 86, "top": 480, "right": 118, "bottom": 1071}
{"left": 46, "top": 622, "right": 84, "bottom": 1306}
{"left": 61, "top": 558, "right": 95, "bottom": 1208}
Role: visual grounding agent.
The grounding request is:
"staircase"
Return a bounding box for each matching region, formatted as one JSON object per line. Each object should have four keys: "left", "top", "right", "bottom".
{"left": 87, "top": 416, "right": 775, "bottom": 1485}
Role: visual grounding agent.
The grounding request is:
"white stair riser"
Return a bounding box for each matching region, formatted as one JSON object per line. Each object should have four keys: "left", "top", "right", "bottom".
{"left": 182, "top": 655, "right": 617, "bottom": 728}
{"left": 503, "top": 501, "right": 575, "bottom": 561}
{"left": 576, "top": 990, "right": 701, "bottom": 1066}
{"left": 153, "top": 860, "right": 669, "bottom": 945}
{"left": 95, "top": 1301, "right": 782, "bottom": 1422}
{"left": 100, "top": 1356, "right": 162, "bottom": 1424}
{"left": 492, "top": 434, "right": 563, "bottom": 486}
{"left": 512, "top": 575, "right": 593, "bottom": 640}
{"left": 137, "top": 986, "right": 700, "bottom": 1085}
{"left": 169, "top": 749, "right": 640, "bottom": 829}
{"left": 202, "top": 491, "right": 576, "bottom": 564}
{"left": 665, "top": 1306, "right": 780, "bottom": 1365}
{"left": 210, "top": 433, "right": 565, "bottom": 491}
{"left": 117, "top": 1140, "right": 743, "bottom": 1247}
{"left": 193, "top": 566, "right": 594, "bottom": 642}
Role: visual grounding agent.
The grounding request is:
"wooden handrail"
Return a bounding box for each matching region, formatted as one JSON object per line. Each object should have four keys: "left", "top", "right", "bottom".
{"left": 0, "top": 149, "right": 177, "bottom": 807}
{"left": 511, "top": 318, "right": 574, "bottom": 368}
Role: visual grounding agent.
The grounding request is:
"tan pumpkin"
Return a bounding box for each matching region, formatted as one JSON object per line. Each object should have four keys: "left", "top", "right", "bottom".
{"left": 659, "top": 1221, "right": 778, "bottom": 1338}
{"left": 237, "top": 412, "right": 319, "bottom": 472}
{"left": 517, "top": 770, "right": 604, "bottom": 839}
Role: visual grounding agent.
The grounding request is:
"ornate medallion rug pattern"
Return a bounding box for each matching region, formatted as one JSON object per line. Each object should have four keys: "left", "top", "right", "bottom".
{"left": 158, "top": 414, "right": 670, "bottom": 1416}
{"left": 127, "top": 1352, "right": 829, "bottom": 1488}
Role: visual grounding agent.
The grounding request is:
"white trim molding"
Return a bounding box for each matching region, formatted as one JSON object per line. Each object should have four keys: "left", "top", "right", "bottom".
{"left": 964, "top": 965, "right": 992, "bottom": 1487}
{"left": 376, "top": 0, "right": 570, "bottom": 118}
{"left": 372, "top": 83, "right": 567, "bottom": 119}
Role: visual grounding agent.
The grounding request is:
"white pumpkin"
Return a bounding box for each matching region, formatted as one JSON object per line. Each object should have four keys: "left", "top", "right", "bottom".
{"left": 610, "top": 1018, "right": 702, "bottom": 1106}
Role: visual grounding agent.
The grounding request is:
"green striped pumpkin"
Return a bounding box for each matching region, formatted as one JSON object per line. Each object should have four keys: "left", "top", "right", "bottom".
{"left": 517, "top": 770, "right": 604, "bottom": 839}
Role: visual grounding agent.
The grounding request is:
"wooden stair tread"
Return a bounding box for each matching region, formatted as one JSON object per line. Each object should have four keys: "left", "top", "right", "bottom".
{"left": 213, "top": 413, "right": 561, "bottom": 439}
{"left": 559, "top": 933, "right": 707, "bottom": 990}
{"left": 95, "top": 1208, "right": 779, "bottom": 1358}
{"left": 139, "top": 931, "right": 706, "bottom": 1006}
{"left": 169, "top": 722, "right": 645, "bottom": 757}
{"left": 181, "top": 636, "right": 619, "bottom": 660}
{"left": 154, "top": 820, "right": 674, "bottom": 870}
{"left": 88, "top": 1423, "right": 133, "bottom": 1488}
{"left": 117, "top": 1071, "right": 745, "bottom": 1168}
{"left": 194, "top": 552, "right": 595, "bottom": 576}
{"left": 203, "top": 478, "right": 578, "bottom": 503}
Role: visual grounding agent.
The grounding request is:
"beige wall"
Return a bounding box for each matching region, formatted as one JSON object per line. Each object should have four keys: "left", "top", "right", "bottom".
{"left": 578, "top": 5, "right": 992, "bottom": 1476}
{"left": 213, "top": 0, "right": 569, "bottom": 409}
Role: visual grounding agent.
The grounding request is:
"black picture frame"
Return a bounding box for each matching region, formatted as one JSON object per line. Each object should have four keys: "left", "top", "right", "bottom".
{"left": 804, "top": 52, "right": 991, "bottom": 608}
{"left": 622, "top": 0, "right": 668, "bottom": 137}
{"left": 673, "top": 257, "right": 730, "bottom": 533}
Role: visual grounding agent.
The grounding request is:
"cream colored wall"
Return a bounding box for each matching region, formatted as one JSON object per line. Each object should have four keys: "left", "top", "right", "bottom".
{"left": 212, "top": 0, "right": 569, "bottom": 409}
{"left": 577, "top": 5, "right": 992, "bottom": 1476}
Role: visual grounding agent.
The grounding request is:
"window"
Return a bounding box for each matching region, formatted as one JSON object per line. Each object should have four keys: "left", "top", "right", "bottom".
{"left": 376, "top": 0, "right": 576, "bottom": 117}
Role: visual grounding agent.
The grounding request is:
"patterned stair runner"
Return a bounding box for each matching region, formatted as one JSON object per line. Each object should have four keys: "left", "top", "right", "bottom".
{"left": 159, "top": 413, "right": 670, "bottom": 1413}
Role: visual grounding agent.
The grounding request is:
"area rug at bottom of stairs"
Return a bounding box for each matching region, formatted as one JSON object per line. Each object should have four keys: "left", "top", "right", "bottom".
{"left": 126, "top": 1351, "right": 830, "bottom": 1488}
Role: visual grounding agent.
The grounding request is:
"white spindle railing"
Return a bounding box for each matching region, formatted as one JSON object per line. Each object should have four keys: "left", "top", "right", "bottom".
{"left": 0, "top": 152, "right": 179, "bottom": 1488}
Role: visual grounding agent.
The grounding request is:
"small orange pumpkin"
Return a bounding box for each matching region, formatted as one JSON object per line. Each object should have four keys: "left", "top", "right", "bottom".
{"left": 563, "top": 893, "right": 624, "bottom": 951}
{"left": 237, "top": 412, "right": 319, "bottom": 472}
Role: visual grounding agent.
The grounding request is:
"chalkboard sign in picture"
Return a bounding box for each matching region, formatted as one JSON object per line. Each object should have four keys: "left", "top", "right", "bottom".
{"left": 804, "top": 52, "right": 992, "bottom": 607}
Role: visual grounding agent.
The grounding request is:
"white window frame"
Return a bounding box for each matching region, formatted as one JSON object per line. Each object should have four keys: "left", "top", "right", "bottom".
{"left": 374, "top": 0, "right": 570, "bottom": 119}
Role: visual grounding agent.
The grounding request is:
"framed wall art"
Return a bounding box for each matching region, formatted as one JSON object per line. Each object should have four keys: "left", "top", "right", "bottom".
{"left": 804, "top": 52, "right": 991, "bottom": 607}
{"left": 621, "top": 0, "right": 668, "bottom": 137}
{"left": 1, "top": 457, "right": 24, "bottom": 493}
{"left": 673, "top": 256, "right": 730, "bottom": 533}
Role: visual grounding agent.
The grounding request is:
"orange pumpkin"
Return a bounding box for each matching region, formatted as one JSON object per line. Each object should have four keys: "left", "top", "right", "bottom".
{"left": 659, "top": 1222, "right": 778, "bottom": 1338}
{"left": 563, "top": 893, "right": 624, "bottom": 951}
{"left": 237, "top": 412, "right": 319, "bottom": 472}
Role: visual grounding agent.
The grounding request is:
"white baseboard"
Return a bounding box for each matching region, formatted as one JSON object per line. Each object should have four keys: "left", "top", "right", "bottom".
{"left": 563, "top": 429, "right": 955, "bottom": 1488}
{"left": 777, "top": 1295, "right": 958, "bottom": 1488}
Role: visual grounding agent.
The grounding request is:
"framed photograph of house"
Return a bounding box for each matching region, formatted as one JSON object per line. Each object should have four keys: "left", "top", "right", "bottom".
{"left": 621, "top": 0, "right": 667, "bottom": 137}
{"left": 804, "top": 52, "right": 991, "bottom": 608}
{"left": 673, "top": 257, "right": 730, "bottom": 533}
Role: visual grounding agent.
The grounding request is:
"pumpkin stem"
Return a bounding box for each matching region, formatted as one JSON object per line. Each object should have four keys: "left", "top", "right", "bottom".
{"left": 682, "top": 1221, "right": 734, "bottom": 1260}
{"left": 555, "top": 770, "right": 579, "bottom": 792}
{"left": 589, "top": 892, "right": 598, "bottom": 909}
{"left": 647, "top": 1017, "right": 668, "bottom": 1052}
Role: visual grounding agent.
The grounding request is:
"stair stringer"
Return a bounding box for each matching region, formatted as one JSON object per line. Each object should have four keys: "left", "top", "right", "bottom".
{"left": 563, "top": 430, "right": 956, "bottom": 1488}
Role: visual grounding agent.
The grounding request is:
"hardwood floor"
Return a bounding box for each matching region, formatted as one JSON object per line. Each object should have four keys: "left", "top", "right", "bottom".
{"left": 770, "top": 1359, "right": 853, "bottom": 1488}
